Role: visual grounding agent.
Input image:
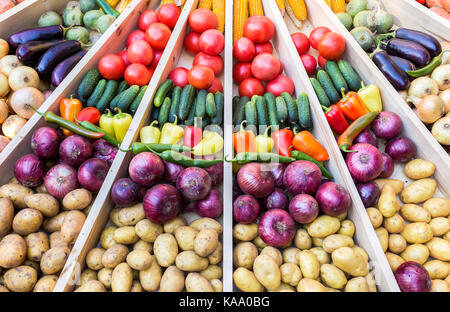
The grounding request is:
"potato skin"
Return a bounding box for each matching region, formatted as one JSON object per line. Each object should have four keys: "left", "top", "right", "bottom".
{"left": 280, "top": 263, "right": 302, "bottom": 286}
{"left": 43, "top": 211, "right": 69, "bottom": 233}
{"left": 176, "top": 251, "right": 208, "bottom": 272}
{"left": 135, "top": 219, "right": 163, "bottom": 243}
{"left": 423, "top": 198, "right": 450, "bottom": 218}
{"left": 174, "top": 226, "right": 198, "bottom": 251}
{"left": 0, "top": 183, "right": 34, "bottom": 209}
{"left": 190, "top": 218, "right": 223, "bottom": 235}
{"left": 100, "top": 226, "right": 117, "bottom": 249}
{"left": 49, "top": 231, "right": 67, "bottom": 248}
{"left": 163, "top": 216, "right": 187, "bottom": 234}
{"left": 0, "top": 234, "right": 27, "bottom": 269}
{"left": 400, "top": 179, "right": 437, "bottom": 204}
{"left": 307, "top": 215, "right": 340, "bottom": 238}
{"left": 86, "top": 248, "right": 105, "bottom": 271}
{"left": 260, "top": 246, "right": 283, "bottom": 266}
{"left": 194, "top": 229, "right": 218, "bottom": 257}
{"left": 310, "top": 247, "right": 330, "bottom": 265}
{"left": 426, "top": 237, "right": 450, "bottom": 261}
{"left": 294, "top": 228, "right": 312, "bottom": 250}
{"left": 423, "top": 260, "right": 450, "bottom": 279}
{"left": 297, "top": 278, "right": 328, "bottom": 292}
{"left": 25, "top": 193, "right": 59, "bottom": 217}
{"left": 102, "top": 244, "right": 129, "bottom": 269}
{"left": 61, "top": 210, "right": 86, "bottom": 244}
{"left": 320, "top": 263, "right": 347, "bottom": 289}
{"left": 401, "top": 222, "right": 433, "bottom": 244}
{"left": 62, "top": 189, "right": 92, "bottom": 210}
{"left": 139, "top": 256, "right": 162, "bottom": 291}
{"left": 283, "top": 247, "right": 300, "bottom": 264}
{"left": 233, "top": 242, "right": 258, "bottom": 269}
{"left": 200, "top": 265, "right": 222, "bottom": 280}
{"left": 253, "top": 254, "right": 281, "bottom": 291}
{"left": 33, "top": 275, "right": 58, "bottom": 292}
{"left": 208, "top": 242, "right": 222, "bottom": 265}
{"left": 401, "top": 244, "right": 429, "bottom": 264}
{"left": 378, "top": 184, "right": 400, "bottom": 218}
{"left": 113, "top": 226, "right": 139, "bottom": 245}
{"left": 154, "top": 233, "right": 178, "bottom": 267}
{"left": 74, "top": 280, "right": 106, "bottom": 292}
{"left": 332, "top": 247, "right": 369, "bottom": 277}
{"left": 160, "top": 265, "right": 184, "bottom": 292}
{"left": 79, "top": 268, "right": 97, "bottom": 285}
{"left": 12, "top": 208, "right": 43, "bottom": 236}
{"left": 210, "top": 279, "right": 223, "bottom": 292}
{"left": 233, "top": 223, "right": 258, "bottom": 241}
{"left": 386, "top": 252, "right": 405, "bottom": 272}
{"left": 4, "top": 265, "right": 37, "bottom": 292}
{"left": 400, "top": 204, "right": 431, "bottom": 223}
{"left": 388, "top": 234, "right": 407, "bottom": 254}
{"left": 322, "top": 234, "right": 354, "bottom": 253}
{"left": 345, "top": 277, "right": 369, "bottom": 292}
{"left": 126, "top": 250, "right": 152, "bottom": 271}
{"left": 40, "top": 246, "right": 70, "bottom": 275}
{"left": 111, "top": 262, "right": 133, "bottom": 292}
{"left": 0, "top": 198, "right": 14, "bottom": 239}
{"left": 366, "top": 207, "right": 383, "bottom": 228}
{"left": 185, "top": 272, "right": 214, "bottom": 292}
{"left": 404, "top": 159, "right": 435, "bottom": 179}
{"left": 118, "top": 203, "right": 145, "bottom": 226}
{"left": 25, "top": 232, "right": 50, "bottom": 262}
{"left": 298, "top": 250, "right": 320, "bottom": 279}
{"left": 97, "top": 268, "right": 113, "bottom": 289}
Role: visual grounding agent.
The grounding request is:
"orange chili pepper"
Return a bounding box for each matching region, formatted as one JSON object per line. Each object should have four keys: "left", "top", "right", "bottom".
{"left": 292, "top": 130, "right": 329, "bottom": 162}
{"left": 337, "top": 89, "right": 368, "bottom": 121}
{"left": 233, "top": 120, "right": 256, "bottom": 154}
{"left": 60, "top": 96, "right": 82, "bottom": 136}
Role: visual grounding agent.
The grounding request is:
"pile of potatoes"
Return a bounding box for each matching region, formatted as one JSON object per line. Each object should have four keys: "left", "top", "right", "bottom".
{"left": 368, "top": 159, "right": 450, "bottom": 292}
{"left": 232, "top": 216, "right": 377, "bottom": 292}
{"left": 75, "top": 203, "right": 223, "bottom": 292}
{"left": 0, "top": 179, "right": 92, "bottom": 292}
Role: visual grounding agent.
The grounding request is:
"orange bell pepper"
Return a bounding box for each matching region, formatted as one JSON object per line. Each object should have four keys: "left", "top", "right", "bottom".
{"left": 60, "top": 96, "right": 82, "bottom": 136}
{"left": 233, "top": 120, "right": 256, "bottom": 154}
{"left": 337, "top": 89, "right": 368, "bottom": 121}
{"left": 292, "top": 130, "right": 329, "bottom": 162}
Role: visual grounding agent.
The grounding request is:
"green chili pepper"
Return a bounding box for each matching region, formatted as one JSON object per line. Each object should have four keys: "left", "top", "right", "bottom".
{"left": 225, "top": 152, "right": 295, "bottom": 165}
{"left": 290, "top": 148, "right": 334, "bottom": 179}
{"left": 150, "top": 148, "right": 223, "bottom": 168}
{"left": 75, "top": 112, "right": 120, "bottom": 147}
{"left": 121, "top": 142, "right": 193, "bottom": 154}
{"left": 406, "top": 50, "right": 450, "bottom": 78}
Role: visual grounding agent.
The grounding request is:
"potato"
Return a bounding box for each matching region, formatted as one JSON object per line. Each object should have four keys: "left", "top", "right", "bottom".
{"left": 49, "top": 232, "right": 67, "bottom": 248}
{"left": 426, "top": 237, "right": 450, "bottom": 261}
{"left": 86, "top": 248, "right": 105, "bottom": 270}
{"left": 423, "top": 198, "right": 450, "bottom": 218}
{"left": 62, "top": 189, "right": 92, "bottom": 211}
{"left": 12, "top": 208, "right": 43, "bottom": 236}
{"left": 297, "top": 278, "right": 328, "bottom": 292}
{"left": 174, "top": 226, "right": 198, "bottom": 251}
{"left": 374, "top": 179, "right": 404, "bottom": 194}
{"left": 298, "top": 250, "right": 320, "bottom": 279}
{"left": 404, "top": 159, "right": 435, "bottom": 179}
{"left": 97, "top": 268, "right": 113, "bottom": 289}
{"left": 74, "top": 280, "right": 106, "bottom": 292}
{"left": 23, "top": 260, "right": 39, "bottom": 274}
{"left": 260, "top": 246, "right": 283, "bottom": 266}
{"left": 277, "top": 262, "right": 301, "bottom": 286}
{"left": 163, "top": 216, "right": 187, "bottom": 234}
{"left": 109, "top": 208, "right": 123, "bottom": 227}
{"left": 233, "top": 223, "right": 258, "bottom": 241}
{"left": 113, "top": 226, "right": 139, "bottom": 245}
{"left": 135, "top": 219, "right": 163, "bottom": 243}
{"left": 233, "top": 242, "right": 258, "bottom": 269}
{"left": 25, "top": 232, "right": 49, "bottom": 261}
{"left": 320, "top": 263, "right": 347, "bottom": 289}
{"left": 99, "top": 226, "right": 117, "bottom": 250}
{"left": 401, "top": 179, "right": 437, "bottom": 204}
{"left": 366, "top": 207, "right": 383, "bottom": 228}
{"left": 386, "top": 252, "right": 405, "bottom": 271}
{"left": 233, "top": 267, "right": 263, "bottom": 292}
{"left": 110, "top": 262, "right": 133, "bottom": 292}
{"left": 133, "top": 240, "right": 152, "bottom": 253}
{"left": 269, "top": 283, "right": 296, "bottom": 292}
{"left": 200, "top": 264, "right": 222, "bottom": 280}
{"left": 332, "top": 247, "right": 369, "bottom": 277}
{"left": 423, "top": 260, "right": 450, "bottom": 279}
{"left": 283, "top": 247, "right": 300, "bottom": 264}
{"left": 115, "top": 203, "right": 144, "bottom": 226}
{"left": 352, "top": 246, "right": 369, "bottom": 264}
{"left": 185, "top": 272, "right": 214, "bottom": 292}
{"left": 345, "top": 277, "right": 369, "bottom": 292}
{"left": 40, "top": 246, "right": 70, "bottom": 275}
{"left": 102, "top": 244, "right": 129, "bottom": 269}
{"left": 378, "top": 184, "right": 400, "bottom": 218}
{"left": 175, "top": 251, "right": 208, "bottom": 272}
{"left": 61, "top": 210, "right": 86, "bottom": 244}
{"left": 429, "top": 217, "right": 450, "bottom": 236}
{"left": 400, "top": 204, "right": 432, "bottom": 223}
{"left": 253, "top": 254, "right": 281, "bottom": 290}
{"left": 208, "top": 242, "right": 222, "bottom": 265}
{"left": 130, "top": 280, "right": 143, "bottom": 292}
{"left": 79, "top": 268, "right": 97, "bottom": 286}
{"left": 401, "top": 222, "right": 433, "bottom": 244}
{"left": 294, "top": 228, "right": 312, "bottom": 250}
{"left": 307, "top": 215, "right": 340, "bottom": 238}
{"left": 0, "top": 198, "right": 14, "bottom": 238}
{"left": 160, "top": 265, "right": 184, "bottom": 292}
{"left": 35, "top": 184, "right": 47, "bottom": 194}
{"left": 33, "top": 275, "right": 58, "bottom": 292}
{"left": 388, "top": 234, "right": 407, "bottom": 254}
{"left": 312, "top": 237, "right": 323, "bottom": 247}
{"left": 139, "top": 255, "right": 162, "bottom": 291}
{"left": 4, "top": 266, "right": 37, "bottom": 292}
{"left": 365, "top": 273, "right": 377, "bottom": 292}
{"left": 190, "top": 217, "right": 223, "bottom": 235}
{"left": 310, "top": 247, "right": 330, "bottom": 265}
{"left": 431, "top": 279, "right": 449, "bottom": 292}
{"left": 375, "top": 227, "right": 389, "bottom": 252}
{"left": 252, "top": 235, "right": 268, "bottom": 250}
{"left": 210, "top": 279, "right": 223, "bottom": 292}
{"left": 194, "top": 229, "right": 218, "bottom": 257}
{"left": 126, "top": 250, "right": 152, "bottom": 271}
{"left": 401, "top": 244, "right": 430, "bottom": 264}
{"left": 24, "top": 193, "right": 59, "bottom": 218}
{"left": 0, "top": 234, "right": 26, "bottom": 268}
{"left": 43, "top": 211, "right": 69, "bottom": 233}
{"left": 153, "top": 233, "right": 178, "bottom": 267}
{"left": 383, "top": 213, "right": 405, "bottom": 234}
{"left": 0, "top": 183, "right": 34, "bottom": 208}
{"left": 322, "top": 234, "right": 354, "bottom": 253}
{"left": 338, "top": 220, "right": 355, "bottom": 237}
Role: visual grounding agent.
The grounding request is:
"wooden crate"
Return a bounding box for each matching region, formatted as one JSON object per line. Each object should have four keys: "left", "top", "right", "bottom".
{"left": 0, "top": 0, "right": 38, "bottom": 26}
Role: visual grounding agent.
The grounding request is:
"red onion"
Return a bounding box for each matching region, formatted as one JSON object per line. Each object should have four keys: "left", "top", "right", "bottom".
{"left": 204, "top": 161, "right": 223, "bottom": 186}
{"left": 233, "top": 194, "right": 261, "bottom": 224}
{"left": 258, "top": 209, "right": 296, "bottom": 247}
{"left": 316, "top": 182, "right": 351, "bottom": 217}
{"left": 263, "top": 188, "right": 288, "bottom": 210}
{"left": 59, "top": 135, "right": 93, "bottom": 167}
{"left": 111, "top": 178, "right": 140, "bottom": 207}
{"left": 395, "top": 261, "right": 431, "bottom": 292}
{"left": 77, "top": 158, "right": 109, "bottom": 192}
{"left": 44, "top": 164, "right": 79, "bottom": 198}
{"left": 129, "top": 152, "right": 165, "bottom": 187}
{"left": 371, "top": 111, "right": 402, "bottom": 139}
{"left": 93, "top": 139, "right": 117, "bottom": 166}
{"left": 233, "top": 176, "right": 243, "bottom": 199}
{"left": 237, "top": 163, "right": 274, "bottom": 198}
{"left": 265, "top": 162, "right": 285, "bottom": 187}
{"left": 14, "top": 154, "right": 47, "bottom": 187}
{"left": 143, "top": 184, "right": 182, "bottom": 224}
{"left": 354, "top": 128, "right": 378, "bottom": 148}
{"left": 288, "top": 194, "right": 319, "bottom": 224}
{"left": 163, "top": 161, "right": 184, "bottom": 184}
{"left": 283, "top": 160, "right": 321, "bottom": 195}
{"left": 196, "top": 189, "right": 222, "bottom": 218}
{"left": 385, "top": 136, "right": 416, "bottom": 162}
{"left": 184, "top": 201, "right": 198, "bottom": 213}
{"left": 346, "top": 143, "right": 383, "bottom": 182}
{"left": 176, "top": 167, "right": 212, "bottom": 201}
{"left": 356, "top": 181, "right": 380, "bottom": 208}
{"left": 31, "top": 127, "right": 62, "bottom": 159}
{"left": 379, "top": 153, "right": 394, "bottom": 178}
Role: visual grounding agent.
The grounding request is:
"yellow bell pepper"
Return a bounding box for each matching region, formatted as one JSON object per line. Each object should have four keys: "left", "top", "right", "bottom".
{"left": 358, "top": 82, "right": 382, "bottom": 113}
{"left": 193, "top": 131, "right": 224, "bottom": 156}
{"left": 140, "top": 120, "right": 160, "bottom": 144}
{"left": 159, "top": 116, "right": 184, "bottom": 144}
{"left": 113, "top": 108, "right": 133, "bottom": 143}
{"left": 99, "top": 109, "right": 116, "bottom": 139}
{"left": 255, "top": 126, "right": 274, "bottom": 153}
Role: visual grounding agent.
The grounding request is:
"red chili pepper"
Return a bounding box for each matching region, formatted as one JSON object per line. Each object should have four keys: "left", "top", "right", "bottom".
{"left": 337, "top": 89, "right": 369, "bottom": 121}
{"left": 272, "top": 128, "right": 294, "bottom": 157}
{"left": 184, "top": 126, "right": 203, "bottom": 149}
{"left": 322, "top": 105, "right": 349, "bottom": 135}
{"left": 76, "top": 107, "right": 101, "bottom": 125}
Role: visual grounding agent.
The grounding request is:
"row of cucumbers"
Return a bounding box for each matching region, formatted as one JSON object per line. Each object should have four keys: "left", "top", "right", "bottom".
{"left": 310, "top": 59, "right": 363, "bottom": 107}
{"left": 152, "top": 80, "right": 224, "bottom": 129}
{"left": 78, "top": 69, "right": 147, "bottom": 114}
{"left": 233, "top": 92, "right": 312, "bottom": 134}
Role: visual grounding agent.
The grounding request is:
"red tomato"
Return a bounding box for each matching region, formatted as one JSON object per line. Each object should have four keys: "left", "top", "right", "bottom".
{"left": 151, "top": 50, "right": 163, "bottom": 68}
{"left": 255, "top": 42, "right": 273, "bottom": 55}
{"left": 208, "top": 77, "right": 223, "bottom": 93}
{"left": 125, "top": 64, "right": 151, "bottom": 86}
{"left": 188, "top": 8, "right": 218, "bottom": 33}
{"left": 168, "top": 67, "right": 189, "bottom": 88}
{"left": 117, "top": 50, "right": 131, "bottom": 66}
{"left": 145, "top": 22, "right": 171, "bottom": 50}
{"left": 184, "top": 31, "right": 201, "bottom": 55}
{"left": 318, "top": 32, "right": 346, "bottom": 61}
{"left": 318, "top": 55, "right": 327, "bottom": 68}
{"left": 98, "top": 54, "right": 126, "bottom": 80}
{"left": 157, "top": 4, "right": 180, "bottom": 29}
{"left": 233, "top": 62, "right": 253, "bottom": 84}
{"left": 199, "top": 29, "right": 224, "bottom": 55}
{"left": 188, "top": 65, "right": 215, "bottom": 90}
{"left": 251, "top": 53, "right": 282, "bottom": 82}
{"left": 244, "top": 15, "right": 275, "bottom": 43}
{"left": 193, "top": 52, "right": 223, "bottom": 76}
{"left": 147, "top": 66, "right": 155, "bottom": 79}
{"left": 233, "top": 37, "right": 256, "bottom": 62}
{"left": 300, "top": 54, "right": 317, "bottom": 76}
{"left": 127, "top": 40, "right": 153, "bottom": 66}
{"left": 291, "top": 32, "right": 310, "bottom": 55}
{"left": 266, "top": 75, "right": 294, "bottom": 97}
{"left": 309, "top": 26, "right": 331, "bottom": 50}
{"left": 239, "top": 78, "right": 265, "bottom": 97}
{"left": 138, "top": 10, "right": 158, "bottom": 31}
{"left": 126, "top": 30, "right": 146, "bottom": 47}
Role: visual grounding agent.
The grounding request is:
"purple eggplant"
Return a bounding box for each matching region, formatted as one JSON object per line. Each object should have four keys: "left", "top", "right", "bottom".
{"left": 51, "top": 50, "right": 87, "bottom": 86}
{"left": 390, "top": 56, "right": 416, "bottom": 73}
{"left": 16, "top": 40, "right": 66, "bottom": 64}
{"left": 372, "top": 50, "right": 410, "bottom": 90}
{"left": 36, "top": 40, "right": 82, "bottom": 79}
{"left": 8, "top": 26, "right": 65, "bottom": 50}
{"left": 394, "top": 28, "right": 441, "bottom": 58}
{"left": 384, "top": 38, "right": 431, "bottom": 68}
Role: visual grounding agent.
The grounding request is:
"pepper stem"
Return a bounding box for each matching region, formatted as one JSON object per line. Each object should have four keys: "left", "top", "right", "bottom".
{"left": 172, "top": 115, "right": 178, "bottom": 125}
{"left": 263, "top": 125, "right": 272, "bottom": 138}
{"left": 239, "top": 120, "right": 247, "bottom": 132}
{"left": 322, "top": 105, "right": 331, "bottom": 113}
{"left": 30, "top": 105, "right": 44, "bottom": 117}
{"left": 360, "top": 81, "right": 366, "bottom": 90}
{"left": 340, "top": 144, "right": 357, "bottom": 153}
{"left": 224, "top": 155, "right": 237, "bottom": 162}
{"left": 105, "top": 109, "right": 113, "bottom": 117}
{"left": 149, "top": 120, "right": 158, "bottom": 127}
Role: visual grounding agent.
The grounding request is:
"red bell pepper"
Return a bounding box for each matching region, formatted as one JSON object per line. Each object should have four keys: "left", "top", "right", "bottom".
{"left": 272, "top": 128, "right": 294, "bottom": 157}
{"left": 323, "top": 105, "right": 349, "bottom": 135}
{"left": 337, "top": 89, "right": 368, "bottom": 121}
{"left": 76, "top": 107, "right": 101, "bottom": 125}
{"left": 184, "top": 126, "right": 203, "bottom": 149}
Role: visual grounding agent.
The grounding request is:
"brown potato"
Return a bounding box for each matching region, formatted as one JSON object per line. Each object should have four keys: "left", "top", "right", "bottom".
{"left": 375, "top": 227, "right": 389, "bottom": 252}
{"left": 126, "top": 250, "right": 152, "bottom": 271}
{"left": 24, "top": 193, "right": 59, "bottom": 217}
{"left": 0, "top": 198, "right": 14, "bottom": 239}
{"left": 40, "top": 246, "right": 70, "bottom": 275}
{"left": 175, "top": 251, "right": 208, "bottom": 272}
{"left": 423, "top": 198, "right": 450, "bottom": 218}
{"left": 208, "top": 242, "right": 222, "bottom": 265}
{"left": 233, "top": 267, "right": 263, "bottom": 292}
{"left": 154, "top": 233, "right": 178, "bottom": 267}
{"left": 320, "top": 263, "right": 347, "bottom": 289}
{"left": 12, "top": 208, "right": 43, "bottom": 236}
{"left": 401, "top": 222, "right": 433, "bottom": 244}
{"left": 423, "top": 260, "right": 450, "bottom": 279}
{"left": 133, "top": 240, "right": 152, "bottom": 253}
{"left": 86, "top": 248, "right": 105, "bottom": 271}
{"left": 388, "top": 234, "right": 407, "bottom": 254}
{"left": 297, "top": 278, "right": 328, "bottom": 292}
{"left": 430, "top": 279, "right": 449, "bottom": 292}
{"left": 160, "top": 265, "right": 184, "bottom": 292}
{"left": 378, "top": 184, "right": 400, "bottom": 218}
{"left": 400, "top": 179, "right": 437, "bottom": 204}
{"left": 233, "top": 242, "right": 258, "bottom": 269}
{"left": 252, "top": 235, "right": 268, "bottom": 250}
{"left": 0, "top": 183, "right": 34, "bottom": 208}
{"left": 102, "top": 244, "right": 129, "bottom": 269}
{"left": 74, "top": 280, "right": 106, "bottom": 292}
{"left": 294, "top": 228, "right": 312, "bottom": 250}
{"left": 426, "top": 238, "right": 450, "bottom": 261}
{"left": 62, "top": 189, "right": 92, "bottom": 210}
{"left": 97, "top": 268, "right": 113, "bottom": 289}
{"left": 400, "top": 204, "right": 431, "bottom": 223}
{"left": 298, "top": 250, "right": 320, "bottom": 280}
{"left": 43, "top": 211, "right": 69, "bottom": 233}
{"left": 210, "top": 279, "right": 223, "bottom": 292}
{"left": 194, "top": 229, "right": 218, "bottom": 257}
{"left": 386, "top": 252, "right": 405, "bottom": 272}
{"left": 322, "top": 234, "right": 354, "bottom": 253}
{"left": 109, "top": 208, "right": 123, "bottom": 227}
{"left": 283, "top": 247, "right": 301, "bottom": 264}
{"left": 185, "top": 272, "right": 214, "bottom": 292}
{"left": 61, "top": 210, "right": 86, "bottom": 244}
{"left": 118, "top": 203, "right": 145, "bottom": 226}
{"left": 200, "top": 264, "right": 222, "bottom": 280}
{"left": 260, "top": 246, "right": 283, "bottom": 266}
{"left": 401, "top": 244, "right": 430, "bottom": 264}
{"left": 163, "top": 215, "right": 187, "bottom": 234}
{"left": 310, "top": 247, "right": 330, "bottom": 265}
{"left": 308, "top": 215, "right": 340, "bottom": 238}
{"left": 25, "top": 232, "right": 49, "bottom": 262}
{"left": 111, "top": 262, "right": 133, "bottom": 292}
{"left": 383, "top": 214, "right": 405, "bottom": 234}
{"left": 0, "top": 234, "right": 26, "bottom": 268}
{"left": 374, "top": 179, "right": 404, "bottom": 194}
{"left": 49, "top": 231, "right": 67, "bottom": 248}
{"left": 190, "top": 217, "right": 223, "bottom": 235}
{"left": 135, "top": 219, "right": 163, "bottom": 243}
{"left": 404, "top": 159, "right": 435, "bottom": 179}
{"left": 139, "top": 256, "right": 162, "bottom": 291}
{"left": 332, "top": 247, "right": 369, "bottom": 277}
{"left": 4, "top": 265, "right": 37, "bottom": 292}
{"left": 233, "top": 223, "right": 258, "bottom": 241}
{"left": 345, "top": 277, "right": 369, "bottom": 292}
{"left": 174, "top": 226, "right": 198, "bottom": 251}
{"left": 429, "top": 217, "right": 450, "bottom": 236}
{"left": 79, "top": 268, "right": 97, "bottom": 286}
{"left": 33, "top": 275, "right": 58, "bottom": 292}
{"left": 130, "top": 280, "right": 143, "bottom": 292}
{"left": 99, "top": 226, "right": 117, "bottom": 250}
{"left": 280, "top": 263, "right": 302, "bottom": 286}
{"left": 113, "top": 226, "right": 139, "bottom": 245}
{"left": 338, "top": 220, "right": 355, "bottom": 237}
{"left": 366, "top": 207, "right": 383, "bottom": 228}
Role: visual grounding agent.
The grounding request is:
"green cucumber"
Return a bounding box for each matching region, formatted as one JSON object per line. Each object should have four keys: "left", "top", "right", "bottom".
{"left": 275, "top": 96, "right": 288, "bottom": 123}
{"left": 233, "top": 96, "right": 248, "bottom": 126}
{"left": 202, "top": 116, "right": 210, "bottom": 129}
{"left": 78, "top": 69, "right": 101, "bottom": 98}
{"left": 87, "top": 79, "right": 106, "bottom": 107}
{"left": 169, "top": 86, "right": 182, "bottom": 123}
{"left": 325, "top": 60, "right": 348, "bottom": 94}
{"left": 184, "top": 102, "right": 196, "bottom": 126}
{"left": 129, "top": 86, "right": 147, "bottom": 115}
{"left": 154, "top": 79, "right": 174, "bottom": 108}
{"left": 178, "top": 85, "right": 195, "bottom": 120}
{"left": 337, "top": 60, "right": 362, "bottom": 91}
{"left": 151, "top": 107, "right": 160, "bottom": 121}
{"left": 254, "top": 96, "right": 268, "bottom": 127}
{"left": 316, "top": 70, "right": 340, "bottom": 104}
{"left": 264, "top": 93, "right": 278, "bottom": 128}
{"left": 310, "top": 78, "right": 331, "bottom": 107}
{"left": 205, "top": 93, "right": 216, "bottom": 117}
{"left": 96, "top": 80, "right": 118, "bottom": 113}
{"left": 194, "top": 89, "right": 207, "bottom": 118}
{"left": 158, "top": 97, "right": 171, "bottom": 125}
{"left": 281, "top": 92, "right": 298, "bottom": 124}
{"left": 211, "top": 92, "right": 223, "bottom": 125}
{"left": 245, "top": 100, "right": 258, "bottom": 127}
{"left": 110, "top": 91, "right": 124, "bottom": 110}
{"left": 296, "top": 93, "right": 312, "bottom": 130}
{"left": 116, "top": 85, "right": 140, "bottom": 112}
{"left": 117, "top": 80, "right": 129, "bottom": 95}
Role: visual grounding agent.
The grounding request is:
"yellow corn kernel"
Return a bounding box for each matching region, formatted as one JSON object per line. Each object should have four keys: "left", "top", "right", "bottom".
{"left": 249, "top": 0, "right": 263, "bottom": 16}
{"left": 233, "top": 0, "right": 248, "bottom": 42}
{"left": 118, "top": 0, "right": 131, "bottom": 13}
{"left": 161, "top": 0, "right": 174, "bottom": 4}
{"left": 330, "top": 0, "right": 346, "bottom": 13}
{"left": 198, "top": 0, "right": 212, "bottom": 9}
{"left": 323, "top": 0, "right": 331, "bottom": 8}
{"left": 286, "top": 0, "right": 307, "bottom": 21}
{"left": 107, "top": 0, "right": 120, "bottom": 8}
{"left": 276, "top": 0, "right": 285, "bottom": 11}
{"left": 213, "top": 0, "right": 225, "bottom": 33}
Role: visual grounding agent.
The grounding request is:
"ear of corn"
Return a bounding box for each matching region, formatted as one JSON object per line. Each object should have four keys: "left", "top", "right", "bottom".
{"left": 107, "top": 0, "right": 120, "bottom": 8}
{"left": 198, "top": 0, "right": 213, "bottom": 9}
{"left": 175, "top": 0, "right": 186, "bottom": 6}
{"left": 330, "top": 0, "right": 346, "bottom": 13}
{"left": 323, "top": 0, "right": 331, "bottom": 8}
{"left": 286, "top": 0, "right": 307, "bottom": 21}
{"left": 285, "top": 0, "right": 303, "bottom": 28}
{"left": 161, "top": 0, "right": 175, "bottom": 4}
{"left": 118, "top": 0, "right": 131, "bottom": 12}
{"left": 249, "top": 0, "right": 264, "bottom": 16}
{"left": 233, "top": 0, "right": 248, "bottom": 42}
{"left": 213, "top": 0, "right": 225, "bottom": 33}
{"left": 275, "top": 0, "right": 285, "bottom": 11}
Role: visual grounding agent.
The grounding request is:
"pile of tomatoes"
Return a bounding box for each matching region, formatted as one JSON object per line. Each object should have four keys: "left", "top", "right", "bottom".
{"left": 97, "top": 4, "right": 181, "bottom": 85}
{"left": 167, "top": 8, "right": 224, "bottom": 93}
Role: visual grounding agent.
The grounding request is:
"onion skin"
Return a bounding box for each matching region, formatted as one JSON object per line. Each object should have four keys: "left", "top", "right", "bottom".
{"left": 196, "top": 189, "right": 222, "bottom": 218}
{"left": 59, "top": 135, "right": 93, "bottom": 167}
{"left": 346, "top": 143, "right": 383, "bottom": 182}
{"left": 14, "top": 154, "right": 47, "bottom": 187}
{"left": 204, "top": 161, "right": 223, "bottom": 186}
{"left": 143, "top": 184, "right": 182, "bottom": 224}
{"left": 176, "top": 167, "right": 212, "bottom": 201}
{"left": 233, "top": 194, "right": 261, "bottom": 224}
{"left": 263, "top": 188, "right": 288, "bottom": 210}
{"left": 371, "top": 111, "right": 403, "bottom": 140}
{"left": 316, "top": 182, "right": 351, "bottom": 217}
{"left": 354, "top": 128, "right": 379, "bottom": 148}
{"left": 356, "top": 181, "right": 380, "bottom": 208}
{"left": 163, "top": 161, "right": 184, "bottom": 184}
{"left": 237, "top": 162, "right": 274, "bottom": 198}
{"left": 385, "top": 136, "right": 417, "bottom": 162}
{"left": 129, "top": 152, "right": 165, "bottom": 187}
{"left": 31, "top": 127, "right": 62, "bottom": 159}
{"left": 258, "top": 209, "right": 296, "bottom": 247}
{"left": 395, "top": 261, "right": 431, "bottom": 292}
{"left": 283, "top": 160, "right": 321, "bottom": 195}
{"left": 44, "top": 164, "right": 79, "bottom": 199}
{"left": 288, "top": 194, "right": 319, "bottom": 224}
{"left": 93, "top": 139, "right": 117, "bottom": 166}
{"left": 77, "top": 158, "right": 109, "bottom": 192}
{"left": 379, "top": 152, "right": 394, "bottom": 178}
{"left": 111, "top": 178, "right": 140, "bottom": 207}
{"left": 266, "top": 162, "right": 285, "bottom": 187}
